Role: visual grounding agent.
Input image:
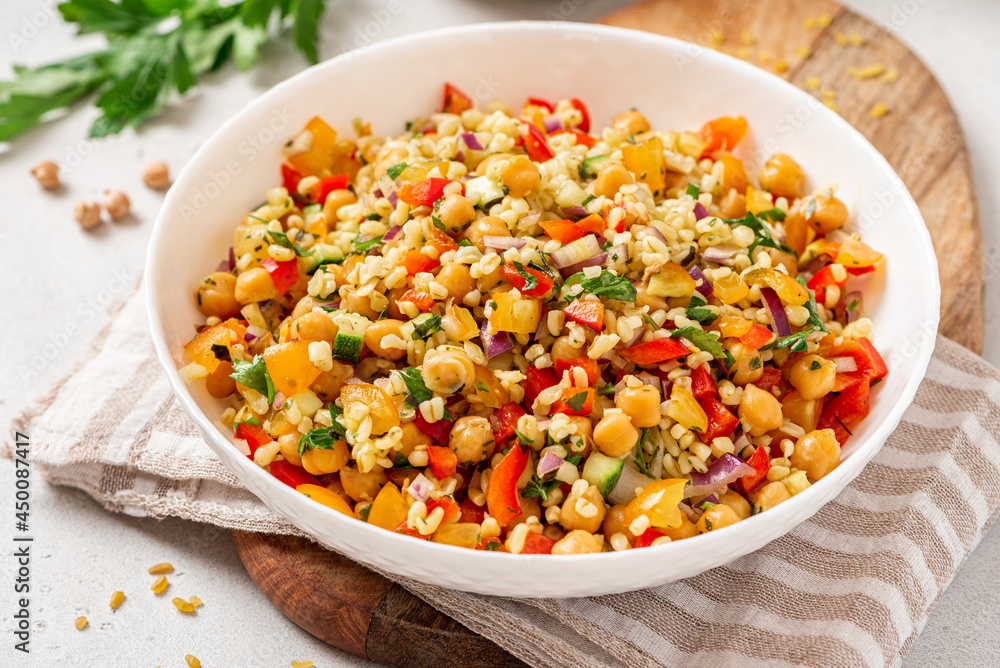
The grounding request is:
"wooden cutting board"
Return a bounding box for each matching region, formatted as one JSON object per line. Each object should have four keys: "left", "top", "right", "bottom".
{"left": 233, "top": 1, "right": 984, "bottom": 665}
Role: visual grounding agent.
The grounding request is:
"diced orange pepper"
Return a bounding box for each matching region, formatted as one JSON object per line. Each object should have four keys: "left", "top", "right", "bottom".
{"left": 262, "top": 340, "right": 321, "bottom": 397}
{"left": 739, "top": 323, "right": 774, "bottom": 349}
{"left": 576, "top": 214, "right": 605, "bottom": 235}
{"left": 563, "top": 299, "right": 604, "bottom": 331}
{"left": 402, "top": 249, "right": 439, "bottom": 275}
{"left": 288, "top": 117, "right": 339, "bottom": 177}
{"left": 540, "top": 219, "right": 586, "bottom": 244}
{"left": 620, "top": 338, "right": 689, "bottom": 365}
{"left": 487, "top": 445, "right": 528, "bottom": 526}
{"left": 442, "top": 83, "right": 473, "bottom": 114}
{"left": 297, "top": 484, "right": 353, "bottom": 516}
{"left": 621, "top": 135, "right": 667, "bottom": 195}
{"left": 185, "top": 324, "right": 234, "bottom": 373}
{"left": 427, "top": 445, "right": 458, "bottom": 479}
{"left": 426, "top": 228, "right": 458, "bottom": 255}
{"left": 397, "top": 289, "right": 435, "bottom": 312}
{"left": 367, "top": 483, "right": 409, "bottom": 531}
{"left": 554, "top": 357, "right": 601, "bottom": 386}
{"left": 699, "top": 116, "right": 748, "bottom": 155}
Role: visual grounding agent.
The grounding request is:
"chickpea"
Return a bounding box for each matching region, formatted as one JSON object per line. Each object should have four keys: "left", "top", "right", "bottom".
{"left": 363, "top": 319, "right": 406, "bottom": 361}
{"left": 277, "top": 433, "right": 302, "bottom": 467}
{"left": 103, "top": 189, "right": 131, "bottom": 220}
{"left": 477, "top": 266, "right": 502, "bottom": 293}
{"left": 341, "top": 291, "right": 380, "bottom": 320}
{"left": 695, "top": 502, "right": 741, "bottom": 533}
{"left": 790, "top": 428, "right": 841, "bottom": 480}
{"left": 499, "top": 156, "right": 540, "bottom": 198}
{"left": 739, "top": 384, "right": 784, "bottom": 437}
{"left": 615, "top": 385, "right": 662, "bottom": 428}
{"left": 612, "top": 110, "right": 650, "bottom": 137}
{"left": 31, "top": 160, "right": 60, "bottom": 189}
{"left": 385, "top": 286, "right": 408, "bottom": 320}
{"left": 807, "top": 195, "right": 849, "bottom": 234}
{"left": 758, "top": 153, "right": 804, "bottom": 199}
{"left": 321, "top": 188, "right": 357, "bottom": 221}
{"left": 752, "top": 480, "right": 792, "bottom": 513}
{"left": 592, "top": 162, "right": 634, "bottom": 199}
{"left": 559, "top": 484, "right": 607, "bottom": 534}
{"left": 462, "top": 216, "right": 510, "bottom": 252}
{"left": 423, "top": 347, "right": 475, "bottom": 395}
{"left": 235, "top": 267, "right": 279, "bottom": 304}
{"left": 290, "top": 311, "right": 339, "bottom": 343}
{"left": 194, "top": 272, "right": 241, "bottom": 319}
{"left": 435, "top": 194, "right": 476, "bottom": 234}
{"left": 474, "top": 153, "right": 513, "bottom": 177}
{"left": 202, "top": 361, "right": 234, "bottom": 398}
{"left": 566, "top": 416, "right": 593, "bottom": 458}
{"left": 353, "top": 501, "right": 372, "bottom": 521}
{"left": 787, "top": 354, "right": 837, "bottom": 400}
{"left": 301, "top": 439, "right": 350, "bottom": 476}
{"left": 143, "top": 161, "right": 171, "bottom": 190}
{"left": 551, "top": 530, "right": 603, "bottom": 555}
{"left": 310, "top": 361, "right": 354, "bottom": 401}
{"left": 398, "top": 421, "right": 431, "bottom": 457}
{"left": 551, "top": 335, "right": 584, "bottom": 361}
{"left": 635, "top": 284, "right": 668, "bottom": 312}
{"left": 74, "top": 201, "right": 102, "bottom": 230}
{"left": 602, "top": 504, "right": 633, "bottom": 544}
{"left": 724, "top": 339, "right": 763, "bottom": 385}
{"left": 340, "top": 464, "right": 388, "bottom": 502}
{"left": 659, "top": 513, "right": 699, "bottom": 542}
{"left": 593, "top": 412, "right": 639, "bottom": 457}
{"left": 718, "top": 490, "right": 751, "bottom": 520}
{"left": 448, "top": 416, "right": 495, "bottom": 466}
{"left": 436, "top": 263, "right": 476, "bottom": 302}
{"left": 718, "top": 189, "right": 747, "bottom": 219}
{"left": 505, "top": 496, "right": 541, "bottom": 532}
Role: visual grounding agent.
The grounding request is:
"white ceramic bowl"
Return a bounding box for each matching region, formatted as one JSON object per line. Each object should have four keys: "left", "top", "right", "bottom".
{"left": 147, "top": 21, "right": 940, "bottom": 597}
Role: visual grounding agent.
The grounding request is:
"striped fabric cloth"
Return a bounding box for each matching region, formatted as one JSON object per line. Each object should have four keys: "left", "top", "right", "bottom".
{"left": 11, "top": 289, "right": 1000, "bottom": 668}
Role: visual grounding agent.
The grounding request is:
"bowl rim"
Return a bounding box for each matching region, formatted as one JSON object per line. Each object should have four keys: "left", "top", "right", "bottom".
{"left": 146, "top": 20, "right": 941, "bottom": 568}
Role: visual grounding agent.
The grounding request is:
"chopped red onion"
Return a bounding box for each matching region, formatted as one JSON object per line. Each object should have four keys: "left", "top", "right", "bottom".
{"left": 243, "top": 331, "right": 256, "bottom": 342}
{"left": 701, "top": 244, "right": 740, "bottom": 265}
{"left": 387, "top": 191, "right": 398, "bottom": 207}
{"left": 536, "top": 451, "right": 565, "bottom": 478}
{"left": 534, "top": 307, "right": 550, "bottom": 339}
{"left": 831, "top": 356, "right": 858, "bottom": 373}
{"left": 679, "top": 502, "right": 698, "bottom": 522}
{"left": 638, "top": 225, "right": 668, "bottom": 246}
{"left": 687, "top": 265, "right": 713, "bottom": 298}
{"left": 407, "top": 473, "right": 433, "bottom": 502}
{"left": 685, "top": 453, "right": 755, "bottom": 498}
{"left": 228, "top": 247, "right": 235, "bottom": 271}
{"left": 636, "top": 372, "right": 660, "bottom": 389}
{"left": 693, "top": 202, "right": 710, "bottom": 220}
{"left": 483, "top": 236, "right": 527, "bottom": 251}
{"left": 660, "top": 378, "right": 673, "bottom": 399}
{"left": 520, "top": 212, "right": 541, "bottom": 228}
{"left": 551, "top": 235, "right": 603, "bottom": 269}
{"left": 383, "top": 225, "right": 403, "bottom": 241}
{"left": 561, "top": 205, "right": 589, "bottom": 219}
{"left": 215, "top": 259, "right": 230, "bottom": 273}
{"left": 560, "top": 253, "right": 608, "bottom": 277}
{"left": 272, "top": 392, "right": 286, "bottom": 411}
{"left": 480, "top": 317, "right": 515, "bottom": 358}
{"left": 246, "top": 325, "right": 267, "bottom": 341}
{"left": 624, "top": 326, "right": 643, "bottom": 349}
{"left": 536, "top": 418, "right": 551, "bottom": 433}
{"left": 733, "top": 431, "right": 751, "bottom": 456}
{"left": 760, "top": 287, "right": 792, "bottom": 338}
{"left": 544, "top": 117, "right": 563, "bottom": 133}
{"left": 461, "top": 133, "right": 483, "bottom": 151}
{"left": 845, "top": 291, "right": 863, "bottom": 323}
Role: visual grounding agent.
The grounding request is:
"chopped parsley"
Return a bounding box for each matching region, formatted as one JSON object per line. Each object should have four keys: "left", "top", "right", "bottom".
{"left": 570, "top": 270, "right": 637, "bottom": 302}
{"left": 669, "top": 326, "right": 725, "bottom": 359}
{"left": 685, "top": 294, "right": 717, "bottom": 326}
{"left": 763, "top": 328, "right": 813, "bottom": 353}
{"left": 458, "top": 239, "right": 473, "bottom": 247}
{"left": 399, "top": 368, "right": 433, "bottom": 406}
{"left": 483, "top": 539, "right": 502, "bottom": 551}
{"left": 411, "top": 315, "right": 442, "bottom": 340}
{"left": 522, "top": 474, "right": 561, "bottom": 502}
{"left": 387, "top": 161, "right": 408, "bottom": 179}
{"left": 809, "top": 360, "right": 823, "bottom": 371}
{"left": 847, "top": 299, "right": 860, "bottom": 312}
{"left": 229, "top": 356, "right": 275, "bottom": 403}
{"left": 632, "top": 428, "right": 656, "bottom": 479}
{"left": 699, "top": 501, "right": 716, "bottom": 510}
{"left": 514, "top": 429, "right": 534, "bottom": 447}
{"left": 750, "top": 357, "right": 762, "bottom": 370}
{"left": 298, "top": 426, "right": 340, "bottom": 456}
{"left": 581, "top": 195, "right": 596, "bottom": 207}
{"left": 725, "top": 211, "right": 796, "bottom": 257}
{"left": 511, "top": 261, "right": 538, "bottom": 291}
{"left": 431, "top": 215, "right": 447, "bottom": 232}
{"left": 267, "top": 229, "right": 314, "bottom": 257}
{"left": 393, "top": 453, "right": 416, "bottom": 469}
{"left": 359, "top": 504, "right": 372, "bottom": 522}
{"left": 597, "top": 382, "right": 616, "bottom": 396}
{"left": 349, "top": 232, "right": 384, "bottom": 256}
{"left": 796, "top": 276, "right": 830, "bottom": 333}
{"left": 565, "top": 455, "right": 583, "bottom": 466}
{"left": 565, "top": 391, "right": 589, "bottom": 413}
{"left": 685, "top": 183, "right": 700, "bottom": 198}
{"left": 756, "top": 208, "right": 787, "bottom": 222}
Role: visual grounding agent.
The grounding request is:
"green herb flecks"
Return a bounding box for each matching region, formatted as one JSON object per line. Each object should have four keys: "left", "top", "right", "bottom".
{"left": 229, "top": 356, "right": 275, "bottom": 403}
{"left": 669, "top": 326, "right": 725, "bottom": 359}
{"left": 267, "top": 229, "right": 314, "bottom": 257}
{"left": 685, "top": 294, "right": 717, "bottom": 326}
{"left": 569, "top": 270, "right": 637, "bottom": 302}
{"left": 399, "top": 368, "right": 433, "bottom": 406}
{"left": 797, "top": 276, "right": 830, "bottom": 333}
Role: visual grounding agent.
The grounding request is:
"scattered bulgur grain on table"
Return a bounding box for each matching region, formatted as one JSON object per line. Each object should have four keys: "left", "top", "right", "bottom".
{"left": 151, "top": 575, "right": 169, "bottom": 594}
{"left": 143, "top": 161, "right": 171, "bottom": 190}
{"left": 758, "top": 52, "right": 773, "bottom": 65}
{"left": 739, "top": 29, "right": 754, "bottom": 46}
{"left": 110, "top": 590, "right": 125, "bottom": 610}
{"left": 804, "top": 77, "right": 821, "bottom": 90}
{"left": 189, "top": 595, "right": 203, "bottom": 608}
{"left": 74, "top": 201, "right": 101, "bottom": 229}
{"left": 870, "top": 102, "right": 890, "bottom": 119}
{"left": 185, "top": 655, "right": 201, "bottom": 668}
{"left": 848, "top": 64, "right": 886, "bottom": 80}
{"left": 31, "top": 160, "right": 60, "bottom": 189}
{"left": 172, "top": 597, "right": 196, "bottom": 613}
{"left": 773, "top": 60, "right": 789, "bottom": 73}
{"left": 849, "top": 33, "right": 865, "bottom": 46}
{"left": 833, "top": 31, "right": 849, "bottom": 46}
{"left": 794, "top": 46, "right": 811, "bottom": 59}
{"left": 290, "top": 661, "right": 315, "bottom": 668}
{"left": 104, "top": 189, "right": 131, "bottom": 220}
{"left": 882, "top": 67, "right": 900, "bottom": 82}
{"left": 74, "top": 616, "right": 88, "bottom": 630}
{"left": 148, "top": 562, "right": 174, "bottom": 574}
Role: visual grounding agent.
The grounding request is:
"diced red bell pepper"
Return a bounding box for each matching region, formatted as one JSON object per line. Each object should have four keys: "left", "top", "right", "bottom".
{"left": 521, "top": 532, "right": 557, "bottom": 554}
{"left": 491, "top": 402, "right": 527, "bottom": 443}
{"left": 427, "top": 445, "right": 458, "bottom": 479}
{"left": 818, "top": 379, "right": 870, "bottom": 446}
{"left": 690, "top": 364, "right": 718, "bottom": 400}
{"left": 459, "top": 498, "right": 486, "bottom": 525}
{"left": 487, "top": 445, "right": 529, "bottom": 526}
{"left": 699, "top": 116, "right": 748, "bottom": 155}
{"left": 261, "top": 257, "right": 299, "bottom": 295}
{"left": 426, "top": 228, "right": 459, "bottom": 255}
{"left": 402, "top": 249, "right": 439, "bottom": 276}
{"left": 270, "top": 459, "right": 322, "bottom": 489}
{"left": 524, "top": 123, "right": 555, "bottom": 163}
{"left": 552, "top": 387, "right": 595, "bottom": 417}
{"left": 398, "top": 177, "right": 458, "bottom": 207}
{"left": 310, "top": 173, "right": 350, "bottom": 204}
{"left": 397, "top": 289, "right": 434, "bottom": 312}
{"left": 525, "top": 96, "right": 555, "bottom": 113}
{"left": 554, "top": 357, "right": 601, "bottom": 386}
{"left": 807, "top": 264, "right": 848, "bottom": 302}
{"left": 540, "top": 218, "right": 586, "bottom": 244}
{"left": 235, "top": 420, "right": 272, "bottom": 459}
{"left": 602, "top": 202, "right": 629, "bottom": 233}
{"left": 442, "top": 83, "right": 473, "bottom": 115}
{"left": 576, "top": 214, "right": 605, "bottom": 235}
{"left": 563, "top": 299, "right": 604, "bottom": 331}
{"left": 751, "top": 367, "right": 783, "bottom": 395}
{"left": 570, "top": 97, "right": 591, "bottom": 132}
{"left": 415, "top": 413, "right": 452, "bottom": 444}
{"left": 846, "top": 265, "right": 876, "bottom": 276}
{"left": 620, "top": 338, "right": 690, "bottom": 365}
{"left": 426, "top": 497, "right": 461, "bottom": 523}
{"left": 281, "top": 163, "right": 303, "bottom": 195}
{"left": 740, "top": 444, "right": 771, "bottom": 495}
{"left": 393, "top": 521, "right": 430, "bottom": 539}
{"left": 740, "top": 323, "right": 774, "bottom": 350}
{"left": 855, "top": 338, "right": 888, "bottom": 380}
{"left": 633, "top": 527, "right": 668, "bottom": 549}
{"left": 524, "top": 366, "right": 559, "bottom": 406}
{"left": 479, "top": 536, "right": 507, "bottom": 552}
{"left": 700, "top": 396, "right": 740, "bottom": 443}
{"left": 549, "top": 128, "right": 596, "bottom": 148}
{"left": 500, "top": 263, "right": 554, "bottom": 298}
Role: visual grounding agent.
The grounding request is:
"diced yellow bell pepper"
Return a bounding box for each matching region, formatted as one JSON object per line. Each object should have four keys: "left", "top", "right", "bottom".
{"left": 743, "top": 268, "right": 809, "bottom": 306}
{"left": 340, "top": 383, "right": 400, "bottom": 435}
{"left": 712, "top": 272, "right": 750, "bottom": 304}
{"left": 263, "top": 340, "right": 322, "bottom": 397}
{"left": 621, "top": 136, "right": 667, "bottom": 195}
{"left": 717, "top": 315, "right": 753, "bottom": 338}
{"left": 745, "top": 186, "right": 774, "bottom": 215}
{"left": 184, "top": 321, "right": 244, "bottom": 373}
{"left": 432, "top": 523, "right": 482, "bottom": 549}
{"left": 647, "top": 262, "right": 697, "bottom": 298}
{"left": 489, "top": 291, "right": 541, "bottom": 334}
{"left": 367, "top": 483, "right": 409, "bottom": 531}
{"left": 667, "top": 385, "right": 708, "bottom": 434}
{"left": 296, "top": 484, "right": 353, "bottom": 516}
{"left": 836, "top": 238, "right": 884, "bottom": 268}
{"left": 624, "top": 478, "right": 688, "bottom": 530}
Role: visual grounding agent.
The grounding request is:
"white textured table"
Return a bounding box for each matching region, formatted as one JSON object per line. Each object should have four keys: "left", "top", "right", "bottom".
{"left": 2, "top": 0, "right": 997, "bottom": 665}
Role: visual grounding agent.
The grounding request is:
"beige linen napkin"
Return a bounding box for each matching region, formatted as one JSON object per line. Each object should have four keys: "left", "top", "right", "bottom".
{"left": 12, "top": 286, "right": 1000, "bottom": 668}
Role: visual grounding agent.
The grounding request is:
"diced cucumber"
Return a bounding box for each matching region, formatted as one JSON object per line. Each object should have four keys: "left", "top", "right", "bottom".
{"left": 606, "top": 460, "right": 657, "bottom": 506}
{"left": 555, "top": 180, "right": 589, "bottom": 209}
{"left": 302, "top": 243, "right": 344, "bottom": 274}
{"left": 580, "top": 155, "right": 611, "bottom": 179}
{"left": 464, "top": 175, "right": 506, "bottom": 210}
{"left": 331, "top": 313, "right": 369, "bottom": 364}
{"left": 582, "top": 452, "right": 625, "bottom": 497}
{"left": 409, "top": 312, "right": 442, "bottom": 340}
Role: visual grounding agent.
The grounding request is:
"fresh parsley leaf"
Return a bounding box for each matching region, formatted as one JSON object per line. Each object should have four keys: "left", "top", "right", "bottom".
{"left": 511, "top": 261, "right": 538, "bottom": 291}
{"left": 796, "top": 276, "right": 830, "bottom": 333}
{"left": 359, "top": 504, "right": 372, "bottom": 522}
{"left": 581, "top": 195, "right": 596, "bottom": 207}
{"left": 233, "top": 416, "right": 260, "bottom": 429}
{"left": 514, "top": 429, "right": 534, "bottom": 447}
{"left": 763, "top": 328, "right": 813, "bottom": 352}
{"left": 750, "top": 357, "right": 762, "bottom": 370}
{"left": 458, "top": 239, "right": 472, "bottom": 247}
{"left": 847, "top": 299, "right": 860, "bottom": 312}
{"left": 411, "top": 315, "right": 442, "bottom": 340}
{"left": 722, "top": 349, "right": 736, "bottom": 369}
{"left": 699, "top": 501, "right": 716, "bottom": 510}
{"left": 686, "top": 183, "right": 700, "bottom": 198}
{"left": 571, "top": 270, "right": 637, "bottom": 302}
{"left": 483, "top": 539, "right": 502, "bottom": 551}
{"left": 230, "top": 356, "right": 275, "bottom": 403}
{"left": 809, "top": 360, "right": 823, "bottom": 371}
{"left": 641, "top": 312, "right": 660, "bottom": 329}
{"left": 349, "top": 232, "right": 384, "bottom": 256}
{"left": 431, "top": 215, "right": 447, "bottom": 232}
{"left": 597, "top": 382, "right": 616, "bottom": 396}
{"left": 298, "top": 426, "right": 341, "bottom": 456}
{"left": 565, "top": 455, "right": 583, "bottom": 466}
{"left": 726, "top": 211, "right": 796, "bottom": 257}
{"left": 522, "top": 475, "right": 561, "bottom": 501}
{"left": 393, "top": 453, "right": 416, "bottom": 469}
{"left": 632, "top": 428, "right": 656, "bottom": 479}
{"left": 267, "top": 229, "right": 314, "bottom": 257}
{"left": 443, "top": 407, "right": 456, "bottom": 422}
{"left": 565, "top": 391, "right": 589, "bottom": 413}
{"left": 756, "top": 208, "right": 787, "bottom": 222}
{"left": 478, "top": 381, "right": 489, "bottom": 392}
{"left": 387, "top": 161, "right": 408, "bottom": 179}
{"left": 669, "top": 327, "right": 725, "bottom": 359}
{"left": 399, "top": 368, "right": 433, "bottom": 405}
{"left": 685, "top": 294, "right": 716, "bottom": 326}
